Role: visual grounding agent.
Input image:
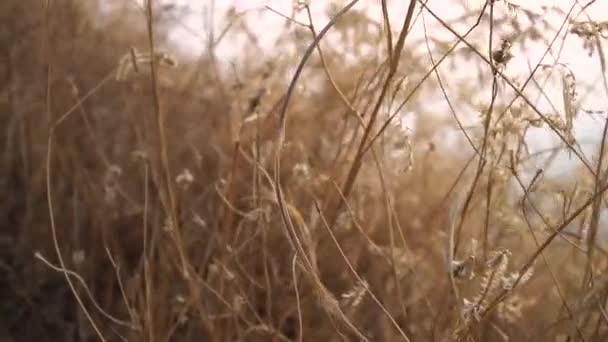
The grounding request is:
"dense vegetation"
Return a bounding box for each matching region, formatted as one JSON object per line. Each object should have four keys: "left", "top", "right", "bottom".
{"left": 2, "top": 0, "right": 608, "bottom": 341}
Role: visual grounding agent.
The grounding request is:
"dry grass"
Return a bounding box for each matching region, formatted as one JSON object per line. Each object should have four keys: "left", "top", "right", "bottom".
{"left": 2, "top": 0, "right": 608, "bottom": 341}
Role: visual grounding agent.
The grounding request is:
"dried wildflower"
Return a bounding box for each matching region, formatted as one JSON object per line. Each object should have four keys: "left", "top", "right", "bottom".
{"left": 385, "top": 122, "right": 414, "bottom": 173}
{"left": 232, "top": 295, "right": 245, "bottom": 313}
{"left": 497, "top": 295, "right": 521, "bottom": 323}
{"left": 214, "top": 261, "right": 235, "bottom": 281}
{"left": 131, "top": 149, "right": 148, "bottom": 162}
{"left": 452, "top": 240, "right": 479, "bottom": 280}
{"left": 242, "top": 111, "right": 267, "bottom": 125}
{"left": 451, "top": 259, "right": 470, "bottom": 279}
{"left": 493, "top": 166, "right": 511, "bottom": 184}
{"left": 545, "top": 113, "right": 567, "bottom": 131}
{"left": 464, "top": 248, "right": 512, "bottom": 316}
{"left": 292, "top": 0, "right": 312, "bottom": 13}
{"left": 492, "top": 38, "right": 514, "bottom": 75}
{"left": 561, "top": 70, "right": 578, "bottom": 130}
{"left": 171, "top": 294, "right": 189, "bottom": 325}
{"left": 334, "top": 210, "right": 351, "bottom": 232}
{"left": 292, "top": 162, "right": 311, "bottom": 179}
{"left": 340, "top": 279, "right": 368, "bottom": 308}
{"left": 462, "top": 297, "right": 483, "bottom": 323}
{"left": 469, "top": 239, "right": 478, "bottom": 259}
{"left": 570, "top": 20, "right": 608, "bottom": 56}
{"left": 192, "top": 214, "right": 207, "bottom": 229}
{"left": 208, "top": 262, "right": 219, "bottom": 276}
{"left": 162, "top": 216, "right": 174, "bottom": 232}
{"left": 502, "top": 266, "right": 534, "bottom": 293}
{"left": 580, "top": 213, "right": 590, "bottom": 242}
{"left": 175, "top": 168, "right": 194, "bottom": 190}
{"left": 72, "top": 250, "right": 86, "bottom": 265}
{"left": 570, "top": 20, "right": 608, "bottom": 38}
{"left": 316, "top": 285, "right": 345, "bottom": 320}
{"left": 103, "top": 164, "right": 122, "bottom": 204}
{"left": 505, "top": 2, "right": 520, "bottom": 18}
{"left": 116, "top": 48, "right": 178, "bottom": 81}
{"left": 174, "top": 294, "right": 186, "bottom": 305}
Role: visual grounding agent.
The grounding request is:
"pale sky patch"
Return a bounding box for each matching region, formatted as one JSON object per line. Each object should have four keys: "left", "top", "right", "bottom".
{"left": 131, "top": 0, "right": 607, "bottom": 170}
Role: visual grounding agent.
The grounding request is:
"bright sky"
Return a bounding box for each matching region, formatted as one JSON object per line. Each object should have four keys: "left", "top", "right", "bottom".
{"left": 164, "top": 0, "right": 607, "bottom": 103}
{"left": 147, "top": 0, "right": 607, "bottom": 174}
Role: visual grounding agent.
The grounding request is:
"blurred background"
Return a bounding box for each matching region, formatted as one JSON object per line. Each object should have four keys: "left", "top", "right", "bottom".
{"left": 141, "top": 0, "right": 608, "bottom": 175}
